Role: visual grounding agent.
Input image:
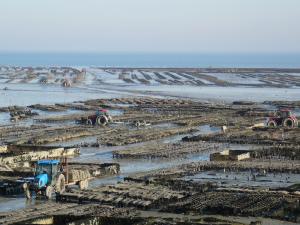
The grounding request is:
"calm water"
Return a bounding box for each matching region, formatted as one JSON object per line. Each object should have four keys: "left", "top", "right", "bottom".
{"left": 1, "top": 53, "right": 300, "bottom": 68}
{"left": 0, "top": 83, "right": 137, "bottom": 107}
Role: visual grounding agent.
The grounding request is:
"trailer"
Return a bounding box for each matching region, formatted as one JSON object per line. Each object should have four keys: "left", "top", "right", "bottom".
{"left": 23, "top": 158, "right": 91, "bottom": 199}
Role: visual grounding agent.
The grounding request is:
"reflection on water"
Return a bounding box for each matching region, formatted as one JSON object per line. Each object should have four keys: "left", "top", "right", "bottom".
{"left": 0, "top": 196, "right": 48, "bottom": 213}
{"left": 123, "top": 85, "right": 300, "bottom": 102}
{"left": 0, "top": 83, "right": 131, "bottom": 107}
{"left": 2, "top": 82, "right": 300, "bottom": 109}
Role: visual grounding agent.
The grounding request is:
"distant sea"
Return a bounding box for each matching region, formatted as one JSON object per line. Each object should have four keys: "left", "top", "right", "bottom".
{"left": 0, "top": 52, "right": 300, "bottom": 68}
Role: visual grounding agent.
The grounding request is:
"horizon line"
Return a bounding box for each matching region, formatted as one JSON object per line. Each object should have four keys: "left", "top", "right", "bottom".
{"left": 1, "top": 51, "right": 300, "bottom": 55}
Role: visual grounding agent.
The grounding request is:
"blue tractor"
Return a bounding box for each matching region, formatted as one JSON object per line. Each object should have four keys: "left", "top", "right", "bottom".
{"left": 23, "top": 159, "right": 66, "bottom": 199}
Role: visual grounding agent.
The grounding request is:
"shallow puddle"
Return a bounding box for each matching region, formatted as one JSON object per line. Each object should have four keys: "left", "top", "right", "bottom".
{"left": 151, "top": 122, "right": 180, "bottom": 129}
{"left": 184, "top": 170, "right": 300, "bottom": 189}
{"left": 45, "top": 136, "right": 98, "bottom": 147}
{"left": 194, "top": 124, "right": 222, "bottom": 135}
{"left": 0, "top": 83, "right": 132, "bottom": 107}
{"left": 0, "top": 114, "right": 36, "bottom": 127}
{"left": 74, "top": 144, "right": 211, "bottom": 188}
{"left": 0, "top": 113, "right": 9, "bottom": 125}
{"left": 0, "top": 196, "right": 48, "bottom": 213}
{"left": 162, "top": 125, "right": 221, "bottom": 144}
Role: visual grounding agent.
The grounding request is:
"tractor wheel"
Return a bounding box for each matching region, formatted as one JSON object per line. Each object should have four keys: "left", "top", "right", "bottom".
{"left": 96, "top": 116, "right": 108, "bottom": 126}
{"left": 55, "top": 174, "right": 66, "bottom": 194}
{"left": 267, "top": 120, "right": 277, "bottom": 128}
{"left": 23, "top": 183, "right": 31, "bottom": 199}
{"left": 283, "top": 118, "right": 295, "bottom": 128}
{"left": 45, "top": 186, "right": 53, "bottom": 199}
{"left": 86, "top": 119, "right": 93, "bottom": 126}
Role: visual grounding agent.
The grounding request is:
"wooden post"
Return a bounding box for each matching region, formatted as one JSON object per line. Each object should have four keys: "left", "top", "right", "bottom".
{"left": 65, "top": 157, "right": 69, "bottom": 185}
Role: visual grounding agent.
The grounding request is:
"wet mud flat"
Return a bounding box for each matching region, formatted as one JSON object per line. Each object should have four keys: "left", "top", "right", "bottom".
{"left": 5, "top": 174, "right": 298, "bottom": 225}
{"left": 0, "top": 98, "right": 230, "bottom": 146}
{"left": 0, "top": 97, "right": 300, "bottom": 224}
{"left": 0, "top": 202, "right": 263, "bottom": 225}
{"left": 112, "top": 141, "right": 223, "bottom": 159}
{"left": 2, "top": 66, "right": 300, "bottom": 88}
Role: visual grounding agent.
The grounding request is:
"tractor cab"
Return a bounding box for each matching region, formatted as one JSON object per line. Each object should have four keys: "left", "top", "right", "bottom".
{"left": 275, "top": 109, "right": 292, "bottom": 118}
{"left": 96, "top": 109, "right": 108, "bottom": 117}
{"left": 24, "top": 159, "right": 68, "bottom": 199}
{"left": 34, "top": 160, "right": 60, "bottom": 188}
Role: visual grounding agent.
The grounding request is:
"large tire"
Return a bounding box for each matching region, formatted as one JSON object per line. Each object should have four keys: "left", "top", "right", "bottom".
{"left": 267, "top": 120, "right": 277, "bottom": 128}
{"left": 96, "top": 116, "right": 108, "bottom": 126}
{"left": 283, "top": 118, "right": 295, "bottom": 128}
{"left": 55, "top": 174, "right": 66, "bottom": 194}
{"left": 45, "top": 186, "right": 53, "bottom": 199}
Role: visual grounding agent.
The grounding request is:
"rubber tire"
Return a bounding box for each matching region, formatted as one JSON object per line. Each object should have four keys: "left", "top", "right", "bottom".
{"left": 45, "top": 186, "right": 53, "bottom": 199}
{"left": 97, "top": 116, "right": 108, "bottom": 126}
{"left": 267, "top": 120, "right": 277, "bottom": 127}
{"left": 283, "top": 118, "right": 294, "bottom": 128}
{"left": 56, "top": 174, "right": 66, "bottom": 194}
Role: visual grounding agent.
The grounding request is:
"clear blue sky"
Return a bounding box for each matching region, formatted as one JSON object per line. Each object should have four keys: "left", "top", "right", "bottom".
{"left": 0, "top": 0, "right": 299, "bottom": 53}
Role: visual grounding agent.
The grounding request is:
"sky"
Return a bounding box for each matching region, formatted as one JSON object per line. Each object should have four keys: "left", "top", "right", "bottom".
{"left": 0, "top": 0, "right": 299, "bottom": 54}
